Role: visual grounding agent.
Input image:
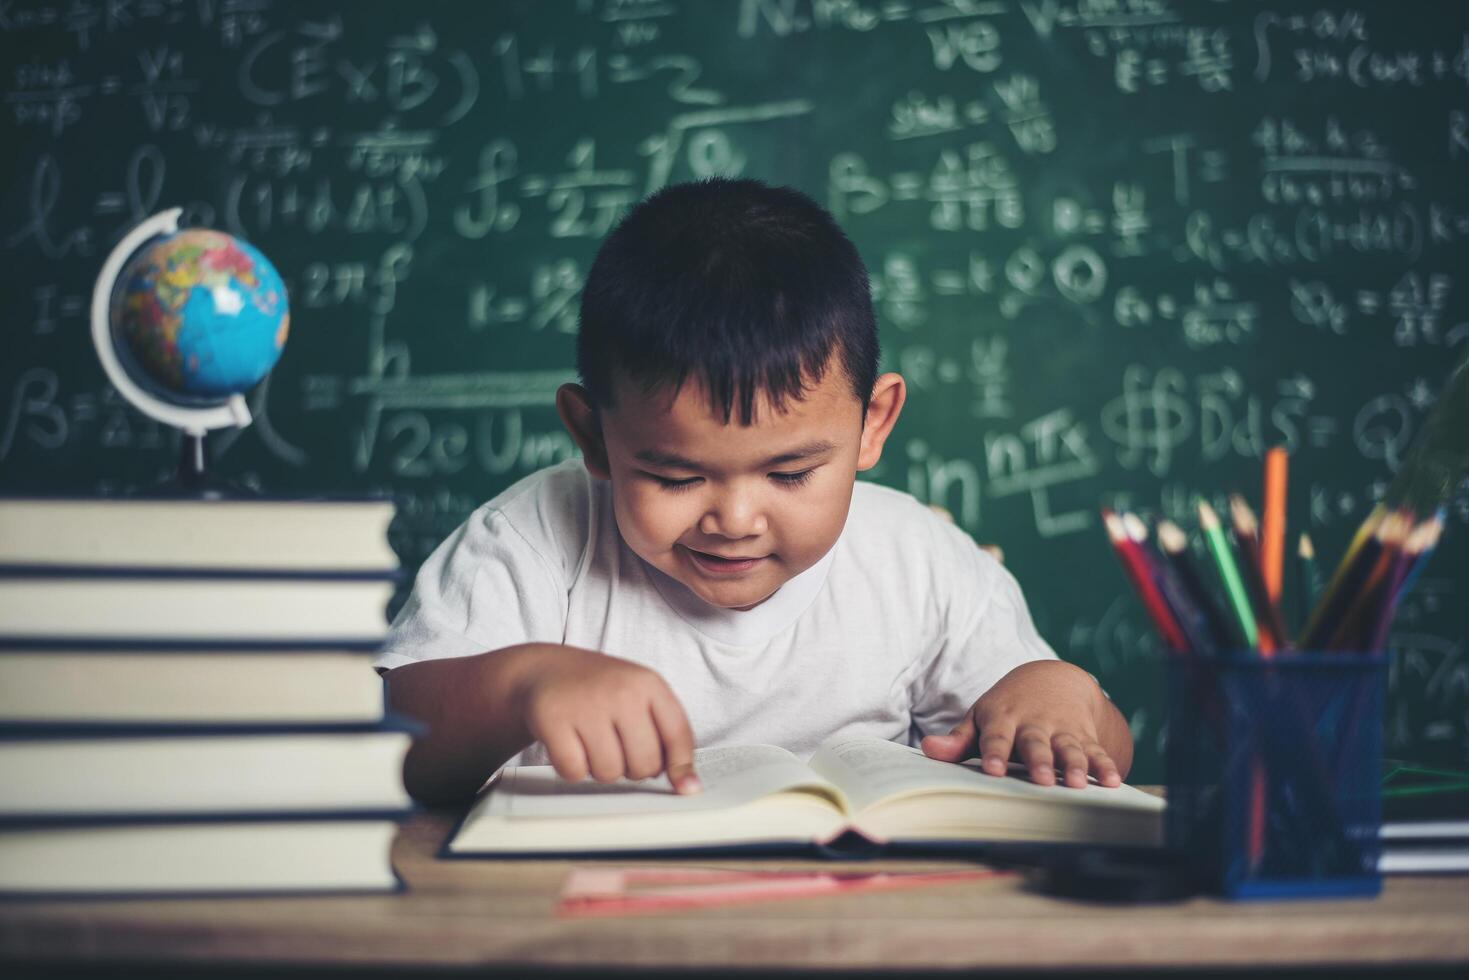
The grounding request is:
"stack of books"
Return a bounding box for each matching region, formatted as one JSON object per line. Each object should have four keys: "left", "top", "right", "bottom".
{"left": 0, "top": 496, "right": 414, "bottom": 896}
{"left": 1380, "top": 760, "right": 1469, "bottom": 874}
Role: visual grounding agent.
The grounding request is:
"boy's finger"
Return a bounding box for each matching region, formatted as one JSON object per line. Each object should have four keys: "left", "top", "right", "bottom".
{"left": 541, "top": 728, "right": 590, "bottom": 783}
{"left": 578, "top": 721, "right": 627, "bottom": 784}
{"left": 1014, "top": 724, "right": 1056, "bottom": 785}
{"left": 1051, "top": 734, "right": 1089, "bottom": 788}
{"left": 919, "top": 715, "right": 976, "bottom": 762}
{"left": 1085, "top": 742, "right": 1122, "bottom": 787}
{"left": 976, "top": 720, "right": 1016, "bottom": 776}
{"left": 650, "top": 691, "right": 701, "bottom": 794}
{"left": 616, "top": 714, "right": 664, "bottom": 781}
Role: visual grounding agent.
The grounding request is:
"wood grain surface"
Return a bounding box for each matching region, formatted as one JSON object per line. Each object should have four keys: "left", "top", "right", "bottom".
{"left": 1, "top": 810, "right": 1466, "bottom": 972}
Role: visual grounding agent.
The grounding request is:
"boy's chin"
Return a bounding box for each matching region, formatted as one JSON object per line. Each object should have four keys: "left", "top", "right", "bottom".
{"left": 680, "top": 575, "right": 780, "bottom": 612}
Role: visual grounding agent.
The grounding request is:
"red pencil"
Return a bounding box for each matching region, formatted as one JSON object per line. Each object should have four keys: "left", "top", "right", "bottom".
{"left": 1101, "top": 508, "right": 1188, "bottom": 653}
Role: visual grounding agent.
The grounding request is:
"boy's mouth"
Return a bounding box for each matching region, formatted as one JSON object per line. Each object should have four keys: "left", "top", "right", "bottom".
{"left": 685, "top": 547, "right": 767, "bottom": 574}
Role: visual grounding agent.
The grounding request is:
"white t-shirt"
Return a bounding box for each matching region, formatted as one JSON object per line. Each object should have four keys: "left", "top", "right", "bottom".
{"left": 376, "top": 459, "right": 1056, "bottom": 766}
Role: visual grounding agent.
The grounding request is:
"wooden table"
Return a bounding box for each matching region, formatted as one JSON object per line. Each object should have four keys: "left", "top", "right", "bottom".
{"left": 2, "top": 810, "right": 1467, "bottom": 975}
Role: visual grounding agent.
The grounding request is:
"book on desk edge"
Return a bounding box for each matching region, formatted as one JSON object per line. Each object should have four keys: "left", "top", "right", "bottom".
{"left": 1379, "top": 819, "right": 1469, "bottom": 873}
{"left": 441, "top": 735, "right": 1165, "bottom": 861}
{"left": 0, "top": 814, "right": 408, "bottom": 898}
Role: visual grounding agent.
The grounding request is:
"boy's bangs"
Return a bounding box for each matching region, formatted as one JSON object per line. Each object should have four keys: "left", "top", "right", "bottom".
{"left": 577, "top": 178, "right": 878, "bottom": 423}
{"left": 616, "top": 298, "right": 843, "bottom": 426}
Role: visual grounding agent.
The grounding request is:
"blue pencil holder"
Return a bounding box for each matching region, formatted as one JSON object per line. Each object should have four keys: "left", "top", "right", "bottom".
{"left": 1165, "top": 653, "right": 1385, "bottom": 900}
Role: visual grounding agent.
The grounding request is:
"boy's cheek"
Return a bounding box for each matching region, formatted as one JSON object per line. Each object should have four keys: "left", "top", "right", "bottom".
{"left": 613, "top": 488, "right": 687, "bottom": 555}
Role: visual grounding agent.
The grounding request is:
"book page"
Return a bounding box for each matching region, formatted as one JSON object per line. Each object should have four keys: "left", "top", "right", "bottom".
{"left": 486, "top": 743, "right": 848, "bottom": 820}
{"left": 807, "top": 736, "right": 1162, "bottom": 816}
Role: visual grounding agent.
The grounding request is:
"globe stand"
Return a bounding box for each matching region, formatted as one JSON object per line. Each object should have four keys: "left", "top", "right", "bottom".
{"left": 170, "top": 430, "right": 253, "bottom": 499}
{"left": 178, "top": 431, "right": 208, "bottom": 489}
{"left": 91, "top": 208, "right": 260, "bottom": 499}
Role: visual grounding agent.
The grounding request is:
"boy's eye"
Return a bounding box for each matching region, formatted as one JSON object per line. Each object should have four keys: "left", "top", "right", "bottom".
{"left": 770, "top": 469, "right": 815, "bottom": 488}
{"left": 650, "top": 474, "right": 702, "bottom": 491}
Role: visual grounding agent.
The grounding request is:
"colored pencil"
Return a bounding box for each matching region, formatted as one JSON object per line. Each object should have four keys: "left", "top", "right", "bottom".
{"left": 1261, "top": 447, "right": 1288, "bottom": 605}
{"left": 1297, "top": 533, "right": 1320, "bottom": 630}
{"left": 1101, "top": 509, "right": 1188, "bottom": 653}
{"left": 1355, "top": 510, "right": 1413, "bottom": 600}
{"left": 1319, "top": 510, "right": 1411, "bottom": 651}
{"left": 1252, "top": 447, "right": 1289, "bottom": 876}
{"left": 1366, "top": 517, "right": 1437, "bottom": 652}
{"left": 1124, "top": 513, "right": 1218, "bottom": 656}
{"left": 1228, "top": 494, "right": 1289, "bottom": 655}
{"left": 1196, "top": 499, "right": 1258, "bottom": 651}
{"left": 1228, "top": 489, "right": 1283, "bottom": 875}
{"left": 1298, "top": 504, "right": 1386, "bottom": 646}
{"left": 1394, "top": 509, "right": 1445, "bottom": 604}
{"left": 1157, "top": 519, "right": 1239, "bottom": 652}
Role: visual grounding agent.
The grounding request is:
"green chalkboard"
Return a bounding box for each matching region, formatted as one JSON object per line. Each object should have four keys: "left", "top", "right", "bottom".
{"left": 3, "top": 0, "right": 1467, "bottom": 779}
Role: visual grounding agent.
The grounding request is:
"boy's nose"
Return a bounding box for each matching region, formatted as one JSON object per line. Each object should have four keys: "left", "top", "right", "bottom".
{"left": 699, "top": 492, "right": 768, "bottom": 539}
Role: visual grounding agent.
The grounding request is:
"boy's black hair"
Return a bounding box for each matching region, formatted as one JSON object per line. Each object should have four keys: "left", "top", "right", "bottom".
{"left": 577, "top": 177, "right": 879, "bottom": 425}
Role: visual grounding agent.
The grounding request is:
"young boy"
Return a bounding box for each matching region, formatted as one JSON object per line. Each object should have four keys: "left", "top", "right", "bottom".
{"left": 378, "top": 178, "right": 1132, "bottom": 806}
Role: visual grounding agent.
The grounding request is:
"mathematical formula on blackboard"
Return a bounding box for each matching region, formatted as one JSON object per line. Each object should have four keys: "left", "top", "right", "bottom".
{"left": 4, "top": 0, "right": 1466, "bottom": 776}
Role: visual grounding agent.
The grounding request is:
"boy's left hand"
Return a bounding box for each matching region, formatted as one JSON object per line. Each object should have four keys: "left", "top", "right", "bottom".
{"left": 920, "top": 660, "right": 1130, "bottom": 789}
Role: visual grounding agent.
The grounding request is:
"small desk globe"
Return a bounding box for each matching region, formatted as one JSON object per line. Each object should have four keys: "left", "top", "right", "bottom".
{"left": 91, "top": 209, "right": 291, "bottom": 492}
{"left": 111, "top": 228, "right": 288, "bottom": 400}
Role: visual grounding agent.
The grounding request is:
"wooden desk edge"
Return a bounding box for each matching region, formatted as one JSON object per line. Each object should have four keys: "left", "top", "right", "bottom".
{"left": 1, "top": 809, "right": 1466, "bottom": 972}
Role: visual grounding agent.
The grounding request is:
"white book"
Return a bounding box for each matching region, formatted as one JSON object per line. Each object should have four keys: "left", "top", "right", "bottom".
{"left": 0, "top": 820, "right": 401, "bottom": 895}
{"left": 0, "top": 497, "right": 397, "bottom": 574}
{"left": 0, "top": 646, "right": 383, "bottom": 725}
{"left": 447, "top": 736, "right": 1165, "bottom": 857}
{"left": 1380, "top": 820, "right": 1469, "bottom": 840}
{"left": 0, "top": 575, "right": 394, "bottom": 643}
{"left": 1379, "top": 847, "right": 1469, "bottom": 874}
{"left": 0, "top": 728, "right": 413, "bottom": 817}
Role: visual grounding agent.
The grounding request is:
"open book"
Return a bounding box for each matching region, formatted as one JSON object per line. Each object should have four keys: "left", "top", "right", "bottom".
{"left": 445, "top": 736, "right": 1164, "bottom": 858}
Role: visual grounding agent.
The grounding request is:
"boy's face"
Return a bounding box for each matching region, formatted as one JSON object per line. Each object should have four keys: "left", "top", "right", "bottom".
{"left": 559, "top": 363, "right": 905, "bottom": 611}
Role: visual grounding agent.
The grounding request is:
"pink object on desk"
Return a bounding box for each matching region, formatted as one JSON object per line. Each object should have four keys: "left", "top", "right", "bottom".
{"left": 557, "top": 865, "right": 1011, "bottom": 917}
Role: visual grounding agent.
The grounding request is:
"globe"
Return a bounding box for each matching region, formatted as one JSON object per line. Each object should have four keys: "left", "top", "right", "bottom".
{"left": 109, "top": 228, "right": 289, "bottom": 402}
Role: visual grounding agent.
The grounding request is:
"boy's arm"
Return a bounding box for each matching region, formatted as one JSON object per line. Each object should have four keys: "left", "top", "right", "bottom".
{"left": 385, "top": 645, "right": 541, "bottom": 807}
{"left": 386, "top": 643, "right": 701, "bottom": 807}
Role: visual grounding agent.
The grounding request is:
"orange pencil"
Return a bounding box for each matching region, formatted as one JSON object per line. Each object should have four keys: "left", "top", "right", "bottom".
{"left": 1261, "top": 447, "right": 1288, "bottom": 605}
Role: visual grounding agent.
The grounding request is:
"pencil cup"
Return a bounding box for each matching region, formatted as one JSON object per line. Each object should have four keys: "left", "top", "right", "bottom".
{"left": 1164, "top": 653, "right": 1385, "bottom": 900}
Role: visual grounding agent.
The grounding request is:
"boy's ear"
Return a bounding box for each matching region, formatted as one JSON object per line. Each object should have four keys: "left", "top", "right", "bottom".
{"left": 556, "top": 383, "right": 611, "bottom": 480}
{"left": 856, "top": 372, "right": 906, "bottom": 471}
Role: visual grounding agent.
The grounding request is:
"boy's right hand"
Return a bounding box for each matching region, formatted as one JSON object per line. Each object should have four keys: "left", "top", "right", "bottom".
{"left": 511, "top": 646, "right": 702, "bottom": 794}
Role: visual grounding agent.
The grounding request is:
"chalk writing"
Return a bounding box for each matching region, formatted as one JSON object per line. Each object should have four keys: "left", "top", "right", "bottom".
{"left": 3, "top": 0, "right": 1466, "bottom": 777}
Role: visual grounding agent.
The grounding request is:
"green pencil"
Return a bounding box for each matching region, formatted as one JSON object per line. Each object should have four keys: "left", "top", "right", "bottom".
{"left": 1197, "top": 498, "right": 1258, "bottom": 651}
